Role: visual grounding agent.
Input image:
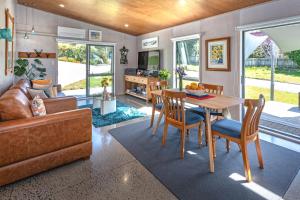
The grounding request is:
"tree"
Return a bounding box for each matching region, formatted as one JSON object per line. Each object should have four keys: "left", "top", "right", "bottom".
{"left": 285, "top": 50, "right": 300, "bottom": 67}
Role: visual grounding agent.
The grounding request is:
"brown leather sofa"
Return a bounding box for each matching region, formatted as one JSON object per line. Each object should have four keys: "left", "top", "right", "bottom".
{"left": 0, "top": 79, "right": 92, "bottom": 186}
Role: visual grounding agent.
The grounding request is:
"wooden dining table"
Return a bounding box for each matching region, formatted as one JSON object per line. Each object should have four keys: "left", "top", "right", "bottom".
{"left": 151, "top": 89, "right": 244, "bottom": 173}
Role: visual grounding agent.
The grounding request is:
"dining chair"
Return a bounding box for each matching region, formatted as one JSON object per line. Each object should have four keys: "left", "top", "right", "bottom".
{"left": 211, "top": 94, "right": 265, "bottom": 182}
{"left": 189, "top": 83, "right": 224, "bottom": 145}
{"left": 162, "top": 90, "right": 204, "bottom": 159}
{"left": 149, "top": 80, "right": 168, "bottom": 128}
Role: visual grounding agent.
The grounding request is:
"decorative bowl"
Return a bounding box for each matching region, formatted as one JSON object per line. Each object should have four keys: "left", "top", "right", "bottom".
{"left": 185, "top": 89, "right": 206, "bottom": 96}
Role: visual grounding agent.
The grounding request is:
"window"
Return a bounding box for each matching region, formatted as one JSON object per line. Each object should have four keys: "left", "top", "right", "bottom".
{"left": 173, "top": 35, "right": 200, "bottom": 88}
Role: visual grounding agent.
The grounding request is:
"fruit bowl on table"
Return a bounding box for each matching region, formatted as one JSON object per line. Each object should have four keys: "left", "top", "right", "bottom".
{"left": 185, "top": 89, "right": 207, "bottom": 97}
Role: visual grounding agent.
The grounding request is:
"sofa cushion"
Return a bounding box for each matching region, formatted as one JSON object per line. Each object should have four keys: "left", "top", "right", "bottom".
{"left": 0, "top": 89, "right": 33, "bottom": 121}
{"left": 10, "top": 79, "right": 32, "bottom": 100}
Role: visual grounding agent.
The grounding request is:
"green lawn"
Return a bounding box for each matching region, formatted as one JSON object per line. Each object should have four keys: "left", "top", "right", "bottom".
{"left": 245, "top": 86, "right": 298, "bottom": 105}
{"left": 245, "top": 66, "right": 300, "bottom": 84}
{"left": 63, "top": 76, "right": 112, "bottom": 90}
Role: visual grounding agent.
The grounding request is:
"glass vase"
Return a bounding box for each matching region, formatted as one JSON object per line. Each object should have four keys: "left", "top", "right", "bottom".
{"left": 179, "top": 77, "right": 183, "bottom": 91}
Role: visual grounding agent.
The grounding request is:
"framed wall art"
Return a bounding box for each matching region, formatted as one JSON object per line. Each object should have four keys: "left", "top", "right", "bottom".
{"left": 205, "top": 37, "right": 230, "bottom": 71}
{"left": 89, "top": 30, "right": 102, "bottom": 41}
{"left": 142, "top": 36, "right": 158, "bottom": 49}
{"left": 5, "top": 8, "right": 14, "bottom": 75}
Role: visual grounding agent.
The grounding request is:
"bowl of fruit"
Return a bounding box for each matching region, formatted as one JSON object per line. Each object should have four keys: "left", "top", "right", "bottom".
{"left": 185, "top": 83, "right": 206, "bottom": 96}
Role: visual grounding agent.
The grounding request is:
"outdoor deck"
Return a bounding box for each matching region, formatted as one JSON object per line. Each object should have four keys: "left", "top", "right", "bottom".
{"left": 261, "top": 101, "right": 300, "bottom": 138}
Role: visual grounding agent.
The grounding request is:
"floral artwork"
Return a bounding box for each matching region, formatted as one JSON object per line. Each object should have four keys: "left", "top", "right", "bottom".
{"left": 206, "top": 37, "right": 230, "bottom": 71}
{"left": 210, "top": 44, "right": 224, "bottom": 64}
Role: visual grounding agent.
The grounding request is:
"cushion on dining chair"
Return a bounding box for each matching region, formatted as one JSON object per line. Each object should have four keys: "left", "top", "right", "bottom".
{"left": 190, "top": 107, "right": 223, "bottom": 118}
{"left": 155, "top": 103, "right": 163, "bottom": 110}
{"left": 185, "top": 109, "right": 204, "bottom": 125}
{"left": 211, "top": 119, "right": 242, "bottom": 138}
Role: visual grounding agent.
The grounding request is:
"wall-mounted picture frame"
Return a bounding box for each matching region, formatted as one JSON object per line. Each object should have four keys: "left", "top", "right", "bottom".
{"left": 5, "top": 8, "right": 14, "bottom": 75}
{"left": 142, "top": 36, "right": 158, "bottom": 49}
{"left": 206, "top": 37, "right": 230, "bottom": 71}
{"left": 89, "top": 30, "right": 102, "bottom": 41}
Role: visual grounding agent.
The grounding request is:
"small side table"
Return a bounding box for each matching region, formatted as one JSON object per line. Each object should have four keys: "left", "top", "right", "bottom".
{"left": 93, "top": 97, "right": 116, "bottom": 115}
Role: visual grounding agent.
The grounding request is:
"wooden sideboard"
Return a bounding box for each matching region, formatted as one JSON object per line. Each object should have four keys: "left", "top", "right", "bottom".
{"left": 124, "top": 75, "right": 159, "bottom": 102}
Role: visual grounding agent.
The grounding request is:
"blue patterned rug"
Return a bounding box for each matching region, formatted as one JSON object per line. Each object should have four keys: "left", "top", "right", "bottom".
{"left": 79, "top": 100, "right": 146, "bottom": 127}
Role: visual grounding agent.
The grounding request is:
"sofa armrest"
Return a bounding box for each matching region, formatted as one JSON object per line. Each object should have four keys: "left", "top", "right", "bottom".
{"left": 0, "top": 108, "right": 92, "bottom": 167}
{"left": 43, "top": 96, "right": 77, "bottom": 114}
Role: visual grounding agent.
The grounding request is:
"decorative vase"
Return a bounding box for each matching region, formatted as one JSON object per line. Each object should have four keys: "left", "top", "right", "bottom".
{"left": 102, "top": 86, "right": 109, "bottom": 100}
{"left": 179, "top": 77, "right": 183, "bottom": 91}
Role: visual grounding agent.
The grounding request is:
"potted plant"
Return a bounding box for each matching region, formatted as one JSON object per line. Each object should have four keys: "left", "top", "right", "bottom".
{"left": 101, "top": 77, "right": 111, "bottom": 100}
{"left": 176, "top": 66, "right": 187, "bottom": 91}
{"left": 14, "top": 58, "right": 47, "bottom": 80}
{"left": 158, "top": 68, "right": 171, "bottom": 81}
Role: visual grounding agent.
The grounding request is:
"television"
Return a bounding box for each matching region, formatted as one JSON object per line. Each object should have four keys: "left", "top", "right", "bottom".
{"left": 138, "top": 50, "right": 160, "bottom": 71}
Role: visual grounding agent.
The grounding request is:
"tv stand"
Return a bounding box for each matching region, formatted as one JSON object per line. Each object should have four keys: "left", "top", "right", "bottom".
{"left": 124, "top": 75, "right": 159, "bottom": 102}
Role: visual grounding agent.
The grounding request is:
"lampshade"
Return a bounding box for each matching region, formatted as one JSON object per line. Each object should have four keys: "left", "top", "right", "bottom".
{"left": 0, "top": 28, "right": 12, "bottom": 41}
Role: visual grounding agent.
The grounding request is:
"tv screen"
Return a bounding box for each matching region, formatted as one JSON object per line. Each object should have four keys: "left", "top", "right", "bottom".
{"left": 138, "top": 50, "right": 160, "bottom": 70}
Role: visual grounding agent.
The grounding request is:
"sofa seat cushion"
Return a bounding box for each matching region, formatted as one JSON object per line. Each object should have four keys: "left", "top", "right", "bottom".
{"left": 0, "top": 89, "right": 33, "bottom": 121}
{"left": 10, "top": 79, "right": 32, "bottom": 100}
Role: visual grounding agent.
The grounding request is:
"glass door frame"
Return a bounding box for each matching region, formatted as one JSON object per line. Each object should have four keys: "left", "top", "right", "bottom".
{"left": 86, "top": 44, "right": 115, "bottom": 97}
{"left": 239, "top": 17, "right": 300, "bottom": 142}
{"left": 171, "top": 34, "right": 201, "bottom": 88}
{"left": 57, "top": 38, "right": 116, "bottom": 98}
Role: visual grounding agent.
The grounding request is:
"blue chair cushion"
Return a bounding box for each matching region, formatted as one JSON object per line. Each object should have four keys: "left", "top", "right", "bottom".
{"left": 155, "top": 103, "right": 163, "bottom": 110}
{"left": 189, "top": 107, "right": 223, "bottom": 119}
{"left": 185, "top": 109, "right": 204, "bottom": 125}
{"left": 211, "top": 119, "right": 242, "bottom": 138}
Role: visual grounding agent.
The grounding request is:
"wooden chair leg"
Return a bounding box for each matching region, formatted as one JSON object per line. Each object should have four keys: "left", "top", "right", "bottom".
{"left": 241, "top": 144, "right": 252, "bottom": 182}
{"left": 255, "top": 137, "right": 264, "bottom": 169}
{"left": 212, "top": 136, "right": 216, "bottom": 158}
{"left": 205, "top": 121, "right": 208, "bottom": 146}
{"left": 226, "top": 139, "right": 230, "bottom": 153}
{"left": 149, "top": 107, "right": 155, "bottom": 128}
{"left": 180, "top": 128, "right": 186, "bottom": 159}
{"left": 198, "top": 122, "right": 202, "bottom": 146}
{"left": 162, "top": 122, "right": 168, "bottom": 145}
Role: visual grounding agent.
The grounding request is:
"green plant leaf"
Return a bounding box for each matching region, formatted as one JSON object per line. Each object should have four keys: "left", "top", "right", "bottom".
{"left": 34, "top": 59, "right": 42, "bottom": 65}
{"left": 14, "top": 66, "right": 26, "bottom": 76}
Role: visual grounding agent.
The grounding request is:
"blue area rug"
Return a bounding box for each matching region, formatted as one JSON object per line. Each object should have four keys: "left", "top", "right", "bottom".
{"left": 109, "top": 120, "right": 300, "bottom": 200}
{"left": 79, "top": 100, "right": 146, "bottom": 127}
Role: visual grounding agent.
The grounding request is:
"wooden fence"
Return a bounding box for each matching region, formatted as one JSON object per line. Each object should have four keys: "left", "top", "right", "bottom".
{"left": 245, "top": 58, "right": 299, "bottom": 69}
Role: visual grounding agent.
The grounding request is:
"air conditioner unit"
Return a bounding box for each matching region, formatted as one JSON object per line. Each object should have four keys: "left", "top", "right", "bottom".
{"left": 57, "top": 26, "right": 86, "bottom": 40}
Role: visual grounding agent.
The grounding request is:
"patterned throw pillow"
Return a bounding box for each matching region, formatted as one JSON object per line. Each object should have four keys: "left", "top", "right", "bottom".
{"left": 27, "top": 88, "right": 48, "bottom": 99}
{"left": 31, "top": 95, "right": 47, "bottom": 116}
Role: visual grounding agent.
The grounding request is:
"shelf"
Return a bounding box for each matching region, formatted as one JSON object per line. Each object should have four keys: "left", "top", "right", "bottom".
{"left": 125, "top": 91, "right": 147, "bottom": 100}
{"left": 18, "top": 52, "right": 56, "bottom": 59}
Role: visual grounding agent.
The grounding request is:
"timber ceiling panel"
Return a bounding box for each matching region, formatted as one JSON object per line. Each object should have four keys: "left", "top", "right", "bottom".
{"left": 18, "top": 0, "right": 271, "bottom": 35}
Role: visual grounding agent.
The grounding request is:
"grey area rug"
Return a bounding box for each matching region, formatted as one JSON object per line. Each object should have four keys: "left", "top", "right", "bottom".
{"left": 109, "top": 120, "right": 300, "bottom": 200}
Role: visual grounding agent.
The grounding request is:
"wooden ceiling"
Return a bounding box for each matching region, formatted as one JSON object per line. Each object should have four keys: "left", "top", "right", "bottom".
{"left": 18, "top": 0, "right": 271, "bottom": 36}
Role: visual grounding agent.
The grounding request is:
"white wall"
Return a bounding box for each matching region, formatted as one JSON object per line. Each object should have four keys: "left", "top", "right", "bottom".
{"left": 137, "top": 0, "right": 300, "bottom": 119}
{"left": 0, "top": 0, "right": 16, "bottom": 95}
{"left": 15, "top": 5, "right": 137, "bottom": 95}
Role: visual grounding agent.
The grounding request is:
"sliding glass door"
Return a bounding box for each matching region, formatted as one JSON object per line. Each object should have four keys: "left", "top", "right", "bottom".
{"left": 241, "top": 23, "right": 300, "bottom": 140}
{"left": 58, "top": 42, "right": 87, "bottom": 97}
{"left": 58, "top": 42, "right": 114, "bottom": 97}
{"left": 87, "top": 45, "right": 114, "bottom": 96}
{"left": 173, "top": 36, "right": 200, "bottom": 88}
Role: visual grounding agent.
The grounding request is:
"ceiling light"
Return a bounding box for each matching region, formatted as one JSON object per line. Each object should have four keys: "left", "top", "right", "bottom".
{"left": 179, "top": 0, "right": 186, "bottom": 5}
{"left": 124, "top": 24, "right": 129, "bottom": 28}
{"left": 24, "top": 32, "right": 29, "bottom": 39}
{"left": 59, "top": 4, "right": 65, "bottom": 8}
{"left": 31, "top": 25, "right": 35, "bottom": 34}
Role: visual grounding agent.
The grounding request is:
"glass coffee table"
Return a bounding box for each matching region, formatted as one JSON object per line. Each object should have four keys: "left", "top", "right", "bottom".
{"left": 93, "top": 96, "right": 116, "bottom": 115}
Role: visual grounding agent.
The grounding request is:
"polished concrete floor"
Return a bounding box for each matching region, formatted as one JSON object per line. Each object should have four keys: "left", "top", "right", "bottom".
{"left": 0, "top": 95, "right": 299, "bottom": 200}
